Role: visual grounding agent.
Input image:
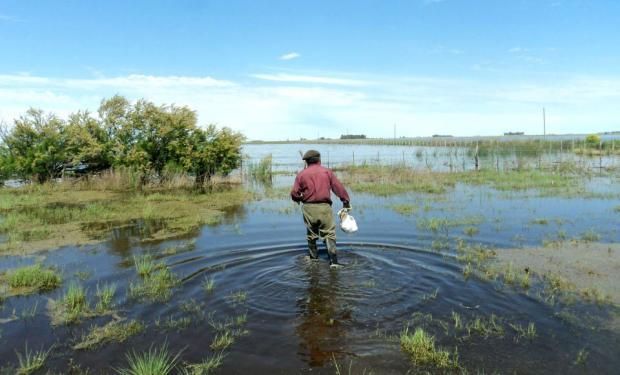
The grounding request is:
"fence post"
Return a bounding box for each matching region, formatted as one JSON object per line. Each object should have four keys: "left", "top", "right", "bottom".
{"left": 474, "top": 142, "right": 479, "bottom": 171}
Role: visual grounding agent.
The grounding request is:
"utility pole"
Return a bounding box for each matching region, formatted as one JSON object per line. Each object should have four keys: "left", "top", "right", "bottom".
{"left": 543, "top": 107, "right": 546, "bottom": 139}
{"left": 393, "top": 123, "right": 396, "bottom": 140}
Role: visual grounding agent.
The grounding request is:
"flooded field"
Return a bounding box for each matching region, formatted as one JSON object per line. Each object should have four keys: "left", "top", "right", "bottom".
{"left": 1, "top": 144, "right": 620, "bottom": 374}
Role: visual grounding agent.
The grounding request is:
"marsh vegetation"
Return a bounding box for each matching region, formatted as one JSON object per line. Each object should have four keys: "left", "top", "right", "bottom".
{"left": 1, "top": 141, "right": 619, "bottom": 373}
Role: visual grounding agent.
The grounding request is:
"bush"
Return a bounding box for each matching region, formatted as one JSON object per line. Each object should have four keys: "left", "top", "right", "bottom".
{"left": 585, "top": 134, "right": 601, "bottom": 149}
{"left": 1, "top": 97, "right": 244, "bottom": 187}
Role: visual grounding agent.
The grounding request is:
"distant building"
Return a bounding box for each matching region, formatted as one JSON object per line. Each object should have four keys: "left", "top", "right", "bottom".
{"left": 340, "top": 134, "right": 366, "bottom": 139}
{"left": 504, "top": 132, "right": 525, "bottom": 136}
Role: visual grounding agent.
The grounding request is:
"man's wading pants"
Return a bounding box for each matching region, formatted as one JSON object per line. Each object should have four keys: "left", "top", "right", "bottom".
{"left": 302, "top": 203, "right": 337, "bottom": 260}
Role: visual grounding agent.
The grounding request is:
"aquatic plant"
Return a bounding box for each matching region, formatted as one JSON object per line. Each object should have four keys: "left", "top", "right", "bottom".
{"left": 390, "top": 203, "right": 418, "bottom": 215}
{"left": 580, "top": 229, "right": 600, "bottom": 243}
{"left": 181, "top": 353, "right": 225, "bottom": 375}
{"left": 6, "top": 264, "right": 62, "bottom": 294}
{"left": 463, "top": 226, "right": 479, "bottom": 236}
{"left": 399, "top": 327, "right": 458, "bottom": 369}
{"left": 202, "top": 276, "right": 216, "bottom": 294}
{"left": 210, "top": 331, "right": 235, "bottom": 351}
{"left": 133, "top": 255, "right": 159, "bottom": 277}
{"left": 465, "top": 314, "right": 504, "bottom": 338}
{"left": 574, "top": 349, "right": 589, "bottom": 366}
{"left": 509, "top": 322, "right": 536, "bottom": 342}
{"left": 247, "top": 154, "right": 273, "bottom": 182}
{"left": 229, "top": 290, "right": 247, "bottom": 304}
{"left": 15, "top": 344, "right": 52, "bottom": 375}
{"left": 95, "top": 282, "right": 117, "bottom": 312}
{"left": 129, "top": 267, "right": 179, "bottom": 303}
{"left": 74, "top": 320, "right": 144, "bottom": 350}
{"left": 115, "top": 343, "right": 181, "bottom": 375}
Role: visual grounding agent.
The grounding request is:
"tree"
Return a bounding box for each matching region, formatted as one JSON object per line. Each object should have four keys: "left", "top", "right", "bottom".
{"left": 191, "top": 125, "right": 245, "bottom": 186}
{"left": 0, "top": 121, "right": 11, "bottom": 183}
{"left": 585, "top": 134, "right": 601, "bottom": 149}
{"left": 4, "top": 109, "right": 67, "bottom": 183}
{"left": 65, "top": 110, "right": 111, "bottom": 172}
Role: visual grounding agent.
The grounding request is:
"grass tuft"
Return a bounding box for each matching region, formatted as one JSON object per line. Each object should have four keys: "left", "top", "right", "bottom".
{"left": 95, "top": 283, "right": 117, "bottom": 312}
{"left": 400, "top": 327, "right": 458, "bottom": 369}
{"left": 15, "top": 344, "right": 52, "bottom": 375}
{"left": 115, "top": 344, "right": 180, "bottom": 375}
{"left": 74, "top": 320, "right": 144, "bottom": 350}
{"left": 6, "top": 264, "right": 61, "bottom": 294}
{"left": 181, "top": 353, "right": 225, "bottom": 375}
{"left": 210, "top": 331, "right": 235, "bottom": 351}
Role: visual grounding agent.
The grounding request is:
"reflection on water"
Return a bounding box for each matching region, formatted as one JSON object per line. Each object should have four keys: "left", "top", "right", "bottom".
{"left": 296, "top": 263, "right": 350, "bottom": 367}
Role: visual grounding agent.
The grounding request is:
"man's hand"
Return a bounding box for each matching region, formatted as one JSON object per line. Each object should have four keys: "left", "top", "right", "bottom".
{"left": 343, "top": 201, "right": 351, "bottom": 210}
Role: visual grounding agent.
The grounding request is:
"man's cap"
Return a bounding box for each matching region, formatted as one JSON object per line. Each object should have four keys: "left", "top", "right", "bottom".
{"left": 302, "top": 150, "right": 321, "bottom": 160}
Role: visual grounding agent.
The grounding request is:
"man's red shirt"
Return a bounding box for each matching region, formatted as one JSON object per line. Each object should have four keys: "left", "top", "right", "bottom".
{"left": 291, "top": 163, "right": 350, "bottom": 205}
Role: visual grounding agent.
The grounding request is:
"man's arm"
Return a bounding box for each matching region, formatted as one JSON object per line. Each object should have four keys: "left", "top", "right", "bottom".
{"left": 329, "top": 171, "right": 350, "bottom": 205}
{"left": 291, "top": 174, "right": 303, "bottom": 202}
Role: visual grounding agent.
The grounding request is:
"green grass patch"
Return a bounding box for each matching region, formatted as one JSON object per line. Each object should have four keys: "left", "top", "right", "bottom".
{"left": 399, "top": 327, "right": 458, "bottom": 370}
{"left": 15, "top": 344, "right": 52, "bottom": 375}
{"left": 49, "top": 282, "right": 91, "bottom": 325}
{"left": 4, "top": 264, "right": 61, "bottom": 295}
{"left": 210, "top": 330, "right": 235, "bottom": 351}
{"left": 116, "top": 343, "right": 181, "bottom": 375}
{"left": 129, "top": 267, "right": 179, "bottom": 303}
{"left": 74, "top": 320, "right": 144, "bottom": 350}
{"left": 181, "top": 353, "right": 225, "bottom": 375}
{"left": 0, "top": 187, "right": 254, "bottom": 254}
{"left": 390, "top": 203, "right": 419, "bottom": 216}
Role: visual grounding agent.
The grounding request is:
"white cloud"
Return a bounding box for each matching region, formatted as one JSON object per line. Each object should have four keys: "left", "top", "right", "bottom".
{"left": 252, "top": 73, "right": 369, "bottom": 86}
{"left": 279, "top": 52, "right": 301, "bottom": 61}
{"left": 0, "top": 71, "right": 619, "bottom": 140}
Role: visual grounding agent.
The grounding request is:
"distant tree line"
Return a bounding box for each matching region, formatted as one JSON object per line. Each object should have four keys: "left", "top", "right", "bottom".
{"left": 0, "top": 95, "right": 244, "bottom": 186}
{"left": 340, "top": 134, "right": 366, "bottom": 139}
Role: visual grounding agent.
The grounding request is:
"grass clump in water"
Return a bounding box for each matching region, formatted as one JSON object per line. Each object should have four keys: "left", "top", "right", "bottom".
{"left": 15, "top": 344, "right": 52, "bottom": 375}
{"left": 49, "top": 282, "right": 92, "bottom": 325}
{"left": 210, "top": 331, "right": 235, "bottom": 351}
{"left": 400, "top": 327, "right": 458, "bottom": 370}
{"left": 202, "top": 277, "right": 215, "bottom": 294}
{"left": 129, "top": 266, "right": 179, "bottom": 303}
{"left": 133, "top": 255, "right": 159, "bottom": 277}
{"left": 95, "top": 282, "right": 116, "bottom": 312}
{"left": 181, "top": 353, "right": 225, "bottom": 375}
{"left": 5, "top": 264, "right": 62, "bottom": 295}
{"left": 115, "top": 343, "right": 180, "bottom": 375}
{"left": 580, "top": 229, "right": 600, "bottom": 243}
{"left": 74, "top": 320, "right": 144, "bottom": 350}
{"left": 390, "top": 204, "right": 418, "bottom": 216}
{"left": 509, "top": 322, "right": 537, "bottom": 342}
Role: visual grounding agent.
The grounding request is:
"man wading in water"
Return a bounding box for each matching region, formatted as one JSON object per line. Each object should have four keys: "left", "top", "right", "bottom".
{"left": 291, "top": 150, "right": 351, "bottom": 268}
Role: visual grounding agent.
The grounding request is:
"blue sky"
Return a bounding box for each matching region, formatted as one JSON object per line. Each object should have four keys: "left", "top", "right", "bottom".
{"left": 1, "top": 0, "right": 619, "bottom": 140}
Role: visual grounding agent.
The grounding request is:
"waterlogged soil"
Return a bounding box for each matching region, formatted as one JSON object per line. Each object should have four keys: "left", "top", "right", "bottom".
{"left": 495, "top": 242, "right": 620, "bottom": 305}
{"left": 1, "top": 177, "right": 620, "bottom": 373}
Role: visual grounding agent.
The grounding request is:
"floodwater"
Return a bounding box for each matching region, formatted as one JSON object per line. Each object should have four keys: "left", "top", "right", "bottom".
{"left": 1, "top": 145, "right": 620, "bottom": 374}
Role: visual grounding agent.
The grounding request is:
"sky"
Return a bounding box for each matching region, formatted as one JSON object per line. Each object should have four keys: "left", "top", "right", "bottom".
{"left": 0, "top": 0, "right": 619, "bottom": 140}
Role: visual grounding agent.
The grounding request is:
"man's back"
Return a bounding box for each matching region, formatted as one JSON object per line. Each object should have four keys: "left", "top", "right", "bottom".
{"left": 291, "top": 163, "right": 349, "bottom": 205}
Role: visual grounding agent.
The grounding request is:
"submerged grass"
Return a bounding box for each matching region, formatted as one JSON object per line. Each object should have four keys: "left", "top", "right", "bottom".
{"left": 0, "top": 185, "right": 254, "bottom": 254}
{"left": 181, "top": 353, "right": 225, "bottom": 375}
{"left": 74, "top": 320, "right": 144, "bottom": 350}
{"left": 129, "top": 266, "right": 179, "bottom": 303}
{"left": 49, "top": 282, "right": 90, "bottom": 325}
{"left": 339, "top": 164, "right": 580, "bottom": 197}
{"left": 15, "top": 344, "right": 52, "bottom": 375}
